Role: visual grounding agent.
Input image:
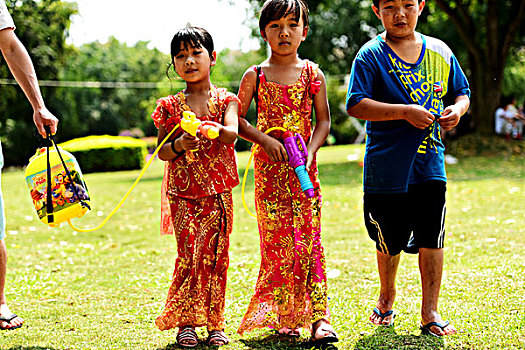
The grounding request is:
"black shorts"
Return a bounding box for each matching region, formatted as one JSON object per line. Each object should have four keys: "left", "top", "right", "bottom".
{"left": 363, "top": 180, "right": 447, "bottom": 256}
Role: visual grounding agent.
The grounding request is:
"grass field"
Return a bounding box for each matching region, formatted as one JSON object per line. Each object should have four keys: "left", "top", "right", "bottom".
{"left": 0, "top": 144, "right": 523, "bottom": 349}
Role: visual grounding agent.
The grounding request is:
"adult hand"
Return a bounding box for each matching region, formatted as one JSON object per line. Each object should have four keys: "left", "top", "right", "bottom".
{"left": 405, "top": 104, "right": 435, "bottom": 129}
{"left": 33, "top": 107, "right": 58, "bottom": 138}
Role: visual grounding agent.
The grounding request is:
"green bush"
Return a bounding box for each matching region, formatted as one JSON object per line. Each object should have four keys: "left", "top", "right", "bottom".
{"left": 58, "top": 135, "right": 148, "bottom": 173}
{"left": 446, "top": 133, "right": 525, "bottom": 158}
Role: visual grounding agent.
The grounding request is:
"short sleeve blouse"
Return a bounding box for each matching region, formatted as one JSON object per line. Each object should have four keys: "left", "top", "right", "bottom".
{"left": 151, "top": 85, "right": 240, "bottom": 199}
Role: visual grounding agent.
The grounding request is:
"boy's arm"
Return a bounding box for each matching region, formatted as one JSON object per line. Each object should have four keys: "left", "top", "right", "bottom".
{"left": 438, "top": 95, "right": 470, "bottom": 131}
{"left": 347, "top": 98, "right": 436, "bottom": 130}
{"left": 308, "top": 69, "right": 330, "bottom": 169}
{"left": 237, "top": 68, "right": 287, "bottom": 162}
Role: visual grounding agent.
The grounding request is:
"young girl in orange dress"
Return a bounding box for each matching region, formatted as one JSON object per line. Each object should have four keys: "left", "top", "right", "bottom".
{"left": 151, "top": 27, "right": 240, "bottom": 348}
{"left": 236, "top": 0, "right": 337, "bottom": 344}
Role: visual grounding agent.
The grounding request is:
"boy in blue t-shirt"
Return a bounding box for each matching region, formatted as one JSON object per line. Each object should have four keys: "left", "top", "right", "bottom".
{"left": 346, "top": 0, "right": 470, "bottom": 337}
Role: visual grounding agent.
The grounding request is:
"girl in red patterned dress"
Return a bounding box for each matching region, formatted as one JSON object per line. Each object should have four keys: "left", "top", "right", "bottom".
{"left": 151, "top": 27, "right": 240, "bottom": 348}
{"left": 236, "top": 0, "right": 338, "bottom": 344}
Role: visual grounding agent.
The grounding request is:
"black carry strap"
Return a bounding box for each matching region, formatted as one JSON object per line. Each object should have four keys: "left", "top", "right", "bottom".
{"left": 45, "top": 139, "right": 54, "bottom": 223}
{"left": 44, "top": 127, "right": 91, "bottom": 223}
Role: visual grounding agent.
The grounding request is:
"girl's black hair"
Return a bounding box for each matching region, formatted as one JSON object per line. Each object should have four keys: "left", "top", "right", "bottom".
{"left": 373, "top": 0, "right": 379, "bottom": 7}
{"left": 166, "top": 26, "right": 214, "bottom": 78}
{"left": 259, "top": 0, "right": 309, "bottom": 34}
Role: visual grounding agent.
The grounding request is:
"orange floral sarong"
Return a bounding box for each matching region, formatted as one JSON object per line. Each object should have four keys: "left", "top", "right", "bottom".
{"left": 238, "top": 61, "right": 330, "bottom": 335}
{"left": 151, "top": 87, "right": 240, "bottom": 331}
{"left": 155, "top": 192, "right": 233, "bottom": 331}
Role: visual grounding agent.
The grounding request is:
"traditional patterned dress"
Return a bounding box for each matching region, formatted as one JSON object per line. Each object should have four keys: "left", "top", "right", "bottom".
{"left": 237, "top": 61, "right": 329, "bottom": 335}
{"left": 151, "top": 86, "right": 240, "bottom": 331}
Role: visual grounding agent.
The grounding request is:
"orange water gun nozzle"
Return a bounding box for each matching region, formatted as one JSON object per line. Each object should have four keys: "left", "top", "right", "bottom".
{"left": 181, "top": 111, "right": 219, "bottom": 140}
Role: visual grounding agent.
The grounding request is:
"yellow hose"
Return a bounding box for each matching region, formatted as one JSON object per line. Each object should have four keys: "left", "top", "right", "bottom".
{"left": 241, "top": 126, "right": 287, "bottom": 219}
{"left": 67, "top": 125, "right": 179, "bottom": 232}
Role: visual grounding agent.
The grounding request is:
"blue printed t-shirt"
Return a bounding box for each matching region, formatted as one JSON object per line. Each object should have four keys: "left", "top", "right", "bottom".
{"left": 346, "top": 34, "right": 470, "bottom": 194}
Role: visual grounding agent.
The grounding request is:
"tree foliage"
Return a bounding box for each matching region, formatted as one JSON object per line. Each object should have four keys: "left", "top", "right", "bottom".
{"left": 56, "top": 38, "right": 169, "bottom": 141}
{"left": 0, "top": 0, "right": 77, "bottom": 165}
{"left": 247, "top": 0, "right": 525, "bottom": 136}
{"left": 422, "top": 0, "right": 525, "bottom": 133}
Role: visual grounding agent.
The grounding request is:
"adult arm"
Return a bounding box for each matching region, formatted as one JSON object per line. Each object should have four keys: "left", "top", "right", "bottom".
{"left": 0, "top": 28, "right": 58, "bottom": 137}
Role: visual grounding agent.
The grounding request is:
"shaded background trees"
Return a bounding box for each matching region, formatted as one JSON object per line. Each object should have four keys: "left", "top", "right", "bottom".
{"left": 0, "top": 0, "right": 76, "bottom": 165}
{"left": 0, "top": 0, "right": 523, "bottom": 166}
{"left": 248, "top": 0, "right": 525, "bottom": 136}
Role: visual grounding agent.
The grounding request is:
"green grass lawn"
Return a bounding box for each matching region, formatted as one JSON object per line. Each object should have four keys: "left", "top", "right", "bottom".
{"left": 0, "top": 144, "right": 523, "bottom": 349}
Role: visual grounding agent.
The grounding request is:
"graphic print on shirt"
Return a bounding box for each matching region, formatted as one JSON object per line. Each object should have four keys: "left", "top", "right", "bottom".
{"left": 386, "top": 50, "right": 451, "bottom": 154}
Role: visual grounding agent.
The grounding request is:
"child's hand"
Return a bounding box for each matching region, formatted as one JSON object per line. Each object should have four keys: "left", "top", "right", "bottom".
{"left": 306, "top": 151, "right": 314, "bottom": 171}
{"left": 438, "top": 105, "right": 462, "bottom": 131}
{"left": 199, "top": 121, "right": 222, "bottom": 140}
{"left": 178, "top": 133, "right": 200, "bottom": 151}
{"left": 405, "top": 105, "right": 436, "bottom": 129}
{"left": 262, "top": 136, "right": 288, "bottom": 162}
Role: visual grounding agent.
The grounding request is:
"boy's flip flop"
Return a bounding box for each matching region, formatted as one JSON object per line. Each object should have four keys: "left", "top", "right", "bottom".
{"left": 420, "top": 320, "right": 451, "bottom": 337}
{"left": 0, "top": 314, "right": 23, "bottom": 330}
{"left": 372, "top": 307, "right": 396, "bottom": 326}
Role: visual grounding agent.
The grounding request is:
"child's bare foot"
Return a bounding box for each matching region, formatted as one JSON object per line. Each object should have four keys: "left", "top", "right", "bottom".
{"left": 0, "top": 304, "right": 24, "bottom": 330}
{"left": 421, "top": 314, "right": 457, "bottom": 337}
{"left": 370, "top": 296, "right": 395, "bottom": 326}
{"left": 370, "top": 307, "right": 396, "bottom": 326}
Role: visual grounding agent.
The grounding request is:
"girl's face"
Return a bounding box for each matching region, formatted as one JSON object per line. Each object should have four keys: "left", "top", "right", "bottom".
{"left": 173, "top": 43, "right": 216, "bottom": 83}
{"left": 373, "top": 0, "right": 425, "bottom": 40}
{"left": 261, "top": 10, "right": 308, "bottom": 56}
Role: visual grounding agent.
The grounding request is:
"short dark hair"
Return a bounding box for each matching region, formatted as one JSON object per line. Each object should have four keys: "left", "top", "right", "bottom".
{"left": 167, "top": 27, "right": 214, "bottom": 78}
{"left": 259, "top": 0, "right": 309, "bottom": 34}
{"left": 169, "top": 26, "right": 214, "bottom": 60}
{"left": 373, "top": 0, "right": 379, "bottom": 7}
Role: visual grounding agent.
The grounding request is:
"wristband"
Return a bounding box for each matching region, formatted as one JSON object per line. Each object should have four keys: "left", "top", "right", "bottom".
{"left": 170, "top": 140, "right": 182, "bottom": 154}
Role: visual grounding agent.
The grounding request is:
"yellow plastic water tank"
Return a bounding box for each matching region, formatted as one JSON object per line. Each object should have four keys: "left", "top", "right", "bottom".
{"left": 25, "top": 146, "right": 90, "bottom": 227}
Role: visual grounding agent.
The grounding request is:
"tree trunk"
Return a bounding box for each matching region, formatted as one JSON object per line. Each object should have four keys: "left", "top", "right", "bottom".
{"left": 468, "top": 50, "right": 503, "bottom": 135}
{"left": 434, "top": 0, "right": 525, "bottom": 136}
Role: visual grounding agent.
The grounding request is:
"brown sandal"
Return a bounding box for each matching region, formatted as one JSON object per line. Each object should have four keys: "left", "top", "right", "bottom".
{"left": 177, "top": 326, "right": 198, "bottom": 348}
{"left": 207, "top": 330, "right": 229, "bottom": 346}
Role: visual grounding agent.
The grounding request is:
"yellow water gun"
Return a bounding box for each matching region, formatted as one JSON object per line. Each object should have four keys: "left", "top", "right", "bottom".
{"left": 180, "top": 111, "right": 220, "bottom": 140}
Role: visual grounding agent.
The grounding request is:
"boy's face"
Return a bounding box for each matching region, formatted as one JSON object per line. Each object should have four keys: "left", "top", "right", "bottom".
{"left": 373, "top": 0, "right": 425, "bottom": 39}
{"left": 173, "top": 44, "right": 216, "bottom": 83}
{"left": 261, "top": 10, "right": 308, "bottom": 56}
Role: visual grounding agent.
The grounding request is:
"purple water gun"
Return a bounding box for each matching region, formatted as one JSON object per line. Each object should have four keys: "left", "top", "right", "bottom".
{"left": 282, "top": 131, "right": 314, "bottom": 198}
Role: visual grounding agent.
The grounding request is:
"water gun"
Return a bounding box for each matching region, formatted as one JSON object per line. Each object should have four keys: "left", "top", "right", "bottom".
{"left": 282, "top": 131, "right": 314, "bottom": 198}
{"left": 180, "top": 111, "right": 219, "bottom": 140}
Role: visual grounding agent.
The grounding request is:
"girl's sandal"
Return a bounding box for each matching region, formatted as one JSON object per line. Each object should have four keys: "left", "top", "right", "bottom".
{"left": 177, "top": 326, "right": 198, "bottom": 348}
{"left": 277, "top": 327, "right": 301, "bottom": 337}
{"left": 311, "top": 319, "right": 339, "bottom": 345}
{"left": 207, "top": 330, "right": 229, "bottom": 347}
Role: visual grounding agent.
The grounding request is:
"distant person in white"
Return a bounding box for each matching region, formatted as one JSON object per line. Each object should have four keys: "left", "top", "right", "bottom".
{"left": 0, "top": 0, "right": 59, "bottom": 330}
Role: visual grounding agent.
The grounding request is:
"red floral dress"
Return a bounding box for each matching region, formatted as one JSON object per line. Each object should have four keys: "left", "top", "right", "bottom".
{"left": 237, "top": 61, "right": 330, "bottom": 335}
{"left": 151, "top": 86, "right": 240, "bottom": 331}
